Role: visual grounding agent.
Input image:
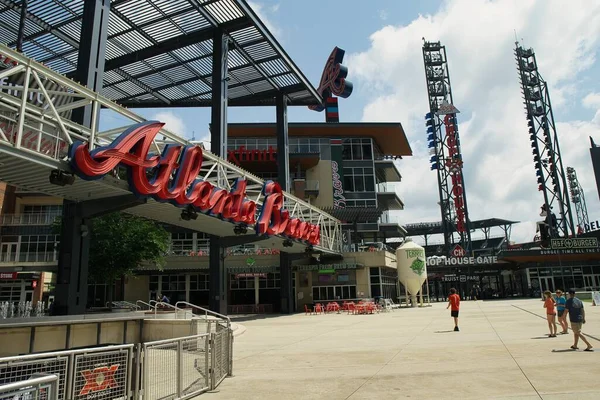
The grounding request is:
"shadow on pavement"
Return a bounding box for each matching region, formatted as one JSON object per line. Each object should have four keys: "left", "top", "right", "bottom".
{"left": 434, "top": 330, "right": 455, "bottom": 333}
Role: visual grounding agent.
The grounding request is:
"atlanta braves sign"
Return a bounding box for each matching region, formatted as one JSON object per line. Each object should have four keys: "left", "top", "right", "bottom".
{"left": 69, "top": 121, "right": 320, "bottom": 245}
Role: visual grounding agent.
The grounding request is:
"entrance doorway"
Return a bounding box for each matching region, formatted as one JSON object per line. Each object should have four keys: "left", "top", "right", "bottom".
{"left": 0, "top": 242, "right": 18, "bottom": 262}
{"left": 538, "top": 277, "right": 555, "bottom": 293}
{"left": 584, "top": 275, "right": 600, "bottom": 291}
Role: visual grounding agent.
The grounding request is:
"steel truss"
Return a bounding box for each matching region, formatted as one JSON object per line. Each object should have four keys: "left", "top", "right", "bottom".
{"left": 422, "top": 40, "right": 472, "bottom": 256}
{"left": 566, "top": 167, "right": 590, "bottom": 234}
{"left": 515, "top": 44, "right": 575, "bottom": 238}
{"left": 0, "top": 44, "right": 341, "bottom": 253}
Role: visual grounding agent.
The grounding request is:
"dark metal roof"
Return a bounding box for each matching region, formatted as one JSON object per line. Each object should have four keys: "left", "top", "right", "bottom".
{"left": 322, "top": 207, "right": 384, "bottom": 223}
{"left": 0, "top": 0, "right": 322, "bottom": 107}
{"left": 405, "top": 218, "right": 519, "bottom": 236}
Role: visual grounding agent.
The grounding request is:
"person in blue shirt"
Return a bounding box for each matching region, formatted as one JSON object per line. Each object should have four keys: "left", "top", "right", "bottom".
{"left": 555, "top": 289, "right": 568, "bottom": 334}
{"left": 564, "top": 289, "right": 593, "bottom": 351}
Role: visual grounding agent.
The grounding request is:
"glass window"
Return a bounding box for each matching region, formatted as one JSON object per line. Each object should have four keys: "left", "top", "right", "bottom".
{"left": 342, "top": 144, "right": 352, "bottom": 160}
{"left": 362, "top": 143, "right": 372, "bottom": 160}
{"left": 365, "top": 175, "right": 375, "bottom": 192}
{"left": 351, "top": 143, "right": 362, "bottom": 160}
{"left": 343, "top": 176, "right": 354, "bottom": 191}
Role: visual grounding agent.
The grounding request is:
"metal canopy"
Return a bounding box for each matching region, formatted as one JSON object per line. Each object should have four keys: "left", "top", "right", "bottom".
{"left": 0, "top": 0, "right": 322, "bottom": 108}
{"left": 405, "top": 218, "right": 519, "bottom": 236}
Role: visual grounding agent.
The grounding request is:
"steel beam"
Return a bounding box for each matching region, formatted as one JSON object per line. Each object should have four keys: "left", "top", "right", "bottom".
{"left": 71, "top": 0, "right": 110, "bottom": 127}
{"left": 210, "top": 30, "right": 229, "bottom": 159}
{"left": 16, "top": 0, "right": 27, "bottom": 52}
{"left": 208, "top": 29, "right": 229, "bottom": 315}
{"left": 276, "top": 93, "right": 289, "bottom": 191}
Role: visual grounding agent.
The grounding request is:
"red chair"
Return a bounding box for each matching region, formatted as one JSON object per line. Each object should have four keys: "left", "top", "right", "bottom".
{"left": 304, "top": 304, "right": 313, "bottom": 315}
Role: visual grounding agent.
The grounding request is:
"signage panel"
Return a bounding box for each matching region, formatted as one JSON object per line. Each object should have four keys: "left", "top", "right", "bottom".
{"left": 427, "top": 256, "right": 498, "bottom": 266}
{"left": 68, "top": 121, "right": 320, "bottom": 245}
{"left": 330, "top": 139, "right": 346, "bottom": 209}
{"left": 550, "top": 238, "right": 598, "bottom": 249}
{"left": 0, "top": 272, "right": 18, "bottom": 279}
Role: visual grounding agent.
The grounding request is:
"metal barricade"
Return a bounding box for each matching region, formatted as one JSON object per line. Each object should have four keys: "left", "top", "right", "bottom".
{"left": 141, "top": 334, "right": 210, "bottom": 400}
{"left": 0, "top": 374, "right": 59, "bottom": 400}
{"left": 0, "top": 344, "right": 134, "bottom": 400}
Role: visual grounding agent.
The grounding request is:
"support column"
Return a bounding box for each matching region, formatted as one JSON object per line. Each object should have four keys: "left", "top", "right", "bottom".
{"left": 279, "top": 252, "right": 293, "bottom": 313}
{"left": 276, "top": 93, "right": 289, "bottom": 190}
{"left": 209, "top": 237, "right": 227, "bottom": 314}
{"left": 208, "top": 29, "right": 229, "bottom": 315}
{"left": 210, "top": 29, "right": 229, "bottom": 160}
{"left": 276, "top": 93, "right": 294, "bottom": 314}
{"left": 54, "top": 201, "right": 91, "bottom": 316}
{"left": 16, "top": 0, "right": 27, "bottom": 52}
{"left": 72, "top": 0, "right": 110, "bottom": 127}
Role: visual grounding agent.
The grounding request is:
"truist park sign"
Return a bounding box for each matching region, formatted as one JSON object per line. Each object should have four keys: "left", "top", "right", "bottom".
{"left": 69, "top": 122, "right": 321, "bottom": 245}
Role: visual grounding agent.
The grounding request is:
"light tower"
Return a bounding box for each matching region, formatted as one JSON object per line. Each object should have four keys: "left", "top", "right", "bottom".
{"left": 566, "top": 167, "right": 590, "bottom": 234}
{"left": 422, "top": 40, "right": 472, "bottom": 256}
{"left": 515, "top": 43, "right": 575, "bottom": 238}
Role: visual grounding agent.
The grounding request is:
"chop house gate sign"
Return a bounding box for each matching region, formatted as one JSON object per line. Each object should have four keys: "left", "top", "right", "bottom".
{"left": 69, "top": 121, "right": 321, "bottom": 245}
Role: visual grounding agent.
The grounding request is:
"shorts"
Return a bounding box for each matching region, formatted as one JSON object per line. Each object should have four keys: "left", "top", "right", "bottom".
{"left": 451, "top": 310, "right": 459, "bottom": 318}
{"left": 571, "top": 322, "right": 582, "bottom": 332}
{"left": 557, "top": 310, "right": 565, "bottom": 317}
{"left": 547, "top": 312, "right": 556, "bottom": 317}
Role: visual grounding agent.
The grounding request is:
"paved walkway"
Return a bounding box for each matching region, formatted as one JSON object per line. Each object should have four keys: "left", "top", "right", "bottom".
{"left": 205, "top": 299, "right": 600, "bottom": 400}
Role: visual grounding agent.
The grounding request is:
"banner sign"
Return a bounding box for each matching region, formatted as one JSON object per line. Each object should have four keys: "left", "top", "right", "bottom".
{"left": 228, "top": 266, "right": 277, "bottom": 274}
{"left": 69, "top": 121, "right": 321, "bottom": 245}
{"left": 294, "top": 263, "right": 358, "bottom": 272}
{"left": 0, "top": 272, "right": 18, "bottom": 279}
{"left": 227, "top": 146, "right": 276, "bottom": 166}
{"left": 550, "top": 238, "right": 598, "bottom": 249}
{"left": 427, "top": 256, "right": 498, "bottom": 266}
{"left": 593, "top": 291, "right": 600, "bottom": 306}
{"left": 330, "top": 139, "right": 346, "bottom": 208}
{"left": 540, "top": 248, "right": 600, "bottom": 256}
{"left": 441, "top": 274, "right": 479, "bottom": 282}
{"left": 235, "top": 273, "right": 267, "bottom": 279}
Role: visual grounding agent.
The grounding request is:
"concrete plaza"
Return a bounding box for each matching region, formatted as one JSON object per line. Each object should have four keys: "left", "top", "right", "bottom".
{"left": 205, "top": 299, "right": 600, "bottom": 400}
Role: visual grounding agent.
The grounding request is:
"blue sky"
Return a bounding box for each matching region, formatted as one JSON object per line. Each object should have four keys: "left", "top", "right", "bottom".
{"left": 100, "top": 0, "right": 600, "bottom": 243}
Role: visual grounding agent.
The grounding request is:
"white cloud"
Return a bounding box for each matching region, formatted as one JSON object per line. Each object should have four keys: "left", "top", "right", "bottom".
{"left": 152, "top": 111, "right": 187, "bottom": 138}
{"left": 247, "top": 1, "right": 282, "bottom": 38}
{"left": 583, "top": 92, "right": 600, "bottom": 109}
{"left": 347, "top": 0, "right": 600, "bottom": 242}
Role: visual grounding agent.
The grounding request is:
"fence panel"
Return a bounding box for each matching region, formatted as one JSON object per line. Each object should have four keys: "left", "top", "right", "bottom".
{"left": 0, "top": 374, "right": 59, "bottom": 400}
{"left": 180, "top": 335, "right": 210, "bottom": 398}
{"left": 0, "top": 345, "right": 134, "bottom": 400}
{"left": 0, "top": 355, "right": 69, "bottom": 397}
{"left": 72, "top": 347, "right": 132, "bottom": 400}
{"left": 142, "top": 340, "right": 179, "bottom": 399}
{"left": 210, "top": 330, "right": 229, "bottom": 388}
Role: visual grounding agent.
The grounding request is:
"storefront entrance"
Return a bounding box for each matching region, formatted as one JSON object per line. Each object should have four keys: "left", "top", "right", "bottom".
{"left": 0, "top": 279, "right": 33, "bottom": 303}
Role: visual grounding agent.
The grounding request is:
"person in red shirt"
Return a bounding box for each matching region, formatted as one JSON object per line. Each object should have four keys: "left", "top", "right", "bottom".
{"left": 447, "top": 288, "right": 460, "bottom": 332}
{"left": 543, "top": 290, "right": 557, "bottom": 337}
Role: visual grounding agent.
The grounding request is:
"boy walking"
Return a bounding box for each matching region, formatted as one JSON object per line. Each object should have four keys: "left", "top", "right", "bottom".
{"left": 447, "top": 288, "right": 460, "bottom": 332}
{"left": 564, "top": 289, "right": 593, "bottom": 351}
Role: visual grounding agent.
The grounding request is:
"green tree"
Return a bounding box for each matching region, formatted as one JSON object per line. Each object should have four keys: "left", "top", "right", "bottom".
{"left": 54, "top": 212, "right": 170, "bottom": 307}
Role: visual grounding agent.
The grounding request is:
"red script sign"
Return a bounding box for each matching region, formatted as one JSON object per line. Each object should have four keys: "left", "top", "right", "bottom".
{"left": 69, "top": 122, "right": 320, "bottom": 245}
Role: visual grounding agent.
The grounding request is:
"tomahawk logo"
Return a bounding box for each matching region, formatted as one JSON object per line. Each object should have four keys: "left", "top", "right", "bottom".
{"left": 79, "top": 364, "right": 119, "bottom": 396}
